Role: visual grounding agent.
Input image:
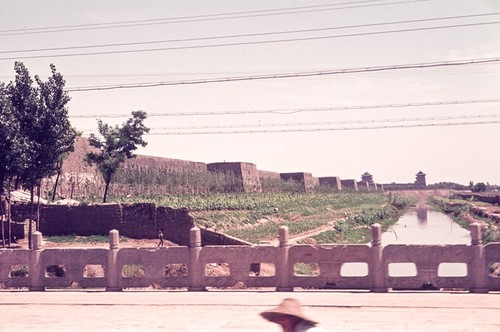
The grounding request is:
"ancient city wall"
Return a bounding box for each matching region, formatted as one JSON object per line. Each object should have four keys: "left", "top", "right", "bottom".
{"left": 0, "top": 224, "right": 498, "bottom": 292}
{"left": 280, "top": 173, "right": 317, "bottom": 193}
{"left": 318, "top": 177, "right": 342, "bottom": 191}
{"left": 207, "top": 162, "right": 262, "bottom": 193}
{"left": 341, "top": 179, "right": 358, "bottom": 191}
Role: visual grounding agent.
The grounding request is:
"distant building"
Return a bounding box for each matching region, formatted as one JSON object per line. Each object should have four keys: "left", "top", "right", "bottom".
{"left": 361, "top": 172, "right": 374, "bottom": 184}
{"left": 415, "top": 171, "right": 427, "bottom": 187}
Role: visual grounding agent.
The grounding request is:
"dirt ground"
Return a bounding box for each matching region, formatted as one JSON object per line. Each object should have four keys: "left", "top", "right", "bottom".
{"left": 12, "top": 237, "right": 177, "bottom": 249}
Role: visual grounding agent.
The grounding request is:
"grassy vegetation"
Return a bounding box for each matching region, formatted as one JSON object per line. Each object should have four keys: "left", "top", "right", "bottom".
{"left": 429, "top": 196, "right": 499, "bottom": 244}
{"left": 45, "top": 190, "right": 414, "bottom": 246}
{"left": 309, "top": 195, "right": 414, "bottom": 244}
{"left": 180, "top": 192, "right": 411, "bottom": 244}
{"left": 44, "top": 235, "right": 129, "bottom": 244}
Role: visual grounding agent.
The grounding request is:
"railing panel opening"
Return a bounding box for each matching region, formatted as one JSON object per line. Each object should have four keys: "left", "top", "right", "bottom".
{"left": 46, "top": 265, "right": 66, "bottom": 278}
{"left": 437, "top": 263, "right": 468, "bottom": 277}
{"left": 205, "top": 263, "right": 230, "bottom": 277}
{"left": 164, "top": 264, "right": 188, "bottom": 278}
{"left": 249, "top": 263, "right": 275, "bottom": 277}
{"left": 122, "top": 264, "right": 145, "bottom": 278}
{"left": 340, "top": 262, "right": 369, "bottom": 277}
{"left": 489, "top": 262, "right": 500, "bottom": 277}
{"left": 388, "top": 263, "right": 417, "bottom": 277}
{"left": 83, "top": 264, "right": 105, "bottom": 278}
{"left": 294, "top": 263, "right": 320, "bottom": 277}
{"left": 9, "top": 265, "right": 29, "bottom": 278}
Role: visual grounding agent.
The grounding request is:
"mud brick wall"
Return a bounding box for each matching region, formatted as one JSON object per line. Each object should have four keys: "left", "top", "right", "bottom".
{"left": 121, "top": 203, "right": 156, "bottom": 239}
{"left": 70, "top": 204, "right": 122, "bottom": 236}
{"left": 157, "top": 206, "right": 194, "bottom": 246}
{"left": 280, "top": 172, "right": 316, "bottom": 192}
{"left": 207, "top": 162, "right": 262, "bottom": 193}
{"left": 9, "top": 203, "right": 197, "bottom": 245}
{"left": 357, "top": 181, "right": 370, "bottom": 191}
{"left": 319, "top": 177, "right": 342, "bottom": 190}
{"left": 341, "top": 179, "right": 358, "bottom": 191}
{"left": 10, "top": 203, "right": 32, "bottom": 222}
{"left": 40, "top": 205, "right": 69, "bottom": 235}
{"left": 258, "top": 170, "right": 281, "bottom": 179}
{"left": 128, "top": 155, "right": 208, "bottom": 173}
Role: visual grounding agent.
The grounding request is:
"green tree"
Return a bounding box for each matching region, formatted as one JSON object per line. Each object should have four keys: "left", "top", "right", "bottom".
{"left": 36, "top": 64, "right": 77, "bottom": 201}
{"left": 85, "top": 111, "right": 149, "bottom": 203}
{"left": 7, "top": 62, "right": 76, "bottom": 248}
{"left": 473, "top": 182, "right": 487, "bottom": 192}
{"left": 0, "top": 83, "right": 23, "bottom": 247}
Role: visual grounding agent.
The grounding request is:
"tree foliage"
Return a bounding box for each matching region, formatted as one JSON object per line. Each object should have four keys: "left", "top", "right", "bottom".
{"left": 1, "top": 62, "right": 76, "bottom": 248}
{"left": 85, "top": 111, "right": 149, "bottom": 202}
{"left": 469, "top": 181, "right": 489, "bottom": 193}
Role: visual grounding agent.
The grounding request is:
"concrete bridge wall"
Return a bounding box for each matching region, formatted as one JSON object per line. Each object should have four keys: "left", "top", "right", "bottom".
{"left": 1, "top": 224, "right": 498, "bottom": 292}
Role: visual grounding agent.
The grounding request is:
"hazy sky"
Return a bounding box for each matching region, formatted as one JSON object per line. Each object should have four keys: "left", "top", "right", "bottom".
{"left": 1, "top": 0, "right": 499, "bottom": 185}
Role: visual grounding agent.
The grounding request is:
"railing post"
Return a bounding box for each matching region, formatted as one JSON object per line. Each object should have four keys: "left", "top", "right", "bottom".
{"left": 29, "top": 231, "right": 44, "bottom": 291}
{"left": 189, "top": 227, "right": 205, "bottom": 291}
{"left": 106, "top": 229, "right": 121, "bottom": 291}
{"left": 370, "top": 223, "right": 386, "bottom": 292}
{"left": 470, "top": 223, "right": 488, "bottom": 293}
{"left": 277, "top": 226, "right": 293, "bottom": 291}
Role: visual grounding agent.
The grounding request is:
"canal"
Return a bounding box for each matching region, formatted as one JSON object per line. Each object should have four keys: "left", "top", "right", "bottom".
{"left": 382, "top": 207, "right": 470, "bottom": 278}
{"left": 382, "top": 208, "right": 470, "bottom": 245}
{"left": 342, "top": 207, "right": 470, "bottom": 278}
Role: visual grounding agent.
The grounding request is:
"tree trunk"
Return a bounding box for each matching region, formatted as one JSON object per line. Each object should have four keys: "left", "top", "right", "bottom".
{"left": 28, "top": 187, "right": 34, "bottom": 250}
{"left": 36, "top": 185, "right": 41, "bottom": 232}
{"left": 51, "top": 160, "right": 62, "bottom": 201}
{"left": 7, "top": 177, "right": 12, "bottom": 247}
{"left": 1, "top": 196, "right": 5, "bottom": 249}
{"left": 103, "top": 178, "right": 110, "bottom": 203}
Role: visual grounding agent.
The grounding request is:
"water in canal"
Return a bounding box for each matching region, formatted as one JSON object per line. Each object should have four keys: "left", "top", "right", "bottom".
{"left": 341, "top": 208, "right": 470, "bottom": 278}
{"left": 382, "top": 208, "right": 470, "bottom": 245}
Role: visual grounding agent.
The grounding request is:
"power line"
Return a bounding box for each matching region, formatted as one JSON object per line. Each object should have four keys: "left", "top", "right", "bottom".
{"left": 3, "top": 12, "right": 497, "bottom": 55}
{"left": 132, "top": 114, "right": 500, "bottom": 131}
{"left": 79, "top": 115, "right": 500, "bottom": 135}
{"left": 0, "top": 0, "right": 427, "bottom": 36}
{"left": 65, "top": 58, "right": 500, "bottom": 92}
{"left": 114, "top": 120, "right": 500, "bottom": 135}
{"left": 2, "top": 20, "right": 498, "bottom": 61}
{"left": 69, "top": 99, "right": 500, "bottom": 119}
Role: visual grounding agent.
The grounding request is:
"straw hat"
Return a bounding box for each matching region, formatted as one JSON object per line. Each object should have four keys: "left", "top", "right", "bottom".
{"left": 260, "top": 298, "right": 318, "bottom": 325}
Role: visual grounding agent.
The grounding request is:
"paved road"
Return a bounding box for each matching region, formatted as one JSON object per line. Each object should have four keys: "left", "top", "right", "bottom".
{"left": 1, "top": 291, "right": 499, "bottom": 331}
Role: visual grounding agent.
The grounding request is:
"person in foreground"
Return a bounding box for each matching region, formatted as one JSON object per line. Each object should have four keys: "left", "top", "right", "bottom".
{"left": 260, "top": 298, "right": 329, "bottom": 332}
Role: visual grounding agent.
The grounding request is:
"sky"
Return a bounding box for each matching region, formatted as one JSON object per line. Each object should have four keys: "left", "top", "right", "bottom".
{"left": 1, "top": 0, "right": 499, "bottom": 185}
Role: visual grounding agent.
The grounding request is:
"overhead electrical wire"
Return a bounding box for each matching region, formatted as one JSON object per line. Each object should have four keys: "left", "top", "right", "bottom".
{"left": 64, "top": 58, "right": 500, "bottom": 92}
{"left": 0, "top": 0, "right": 428, "bottom": 36}
{"left": 131, "top": 114, "right": 500, "bottom": 131}
{"left": 2, "top": 12, "right": 497, "bottom": 55}
{"left": 82, "top": 121, "right": 500, "bottom": 136}
{"left": 79, "top": 115, "right": 500, "bottom": 135}
{"left": 69, "top": 99, "right": 500, "bottom": 119}
{"left": 2, "top": 20, "right": 498, "bottom": 61}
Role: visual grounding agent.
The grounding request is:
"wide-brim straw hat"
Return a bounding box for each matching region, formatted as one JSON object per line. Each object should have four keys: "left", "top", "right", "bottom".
{"left": 260, "top": 298, "right": 318, "bottom": 325}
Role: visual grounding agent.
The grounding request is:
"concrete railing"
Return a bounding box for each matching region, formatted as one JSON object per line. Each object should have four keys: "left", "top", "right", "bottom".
{"left": 0, "top": 223, "right": 498, "bottom": 292}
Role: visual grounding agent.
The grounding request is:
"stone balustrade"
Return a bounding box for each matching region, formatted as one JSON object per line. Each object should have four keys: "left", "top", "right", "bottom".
{"left": 0, "top": 223, "right": 498, "bottom": 292}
